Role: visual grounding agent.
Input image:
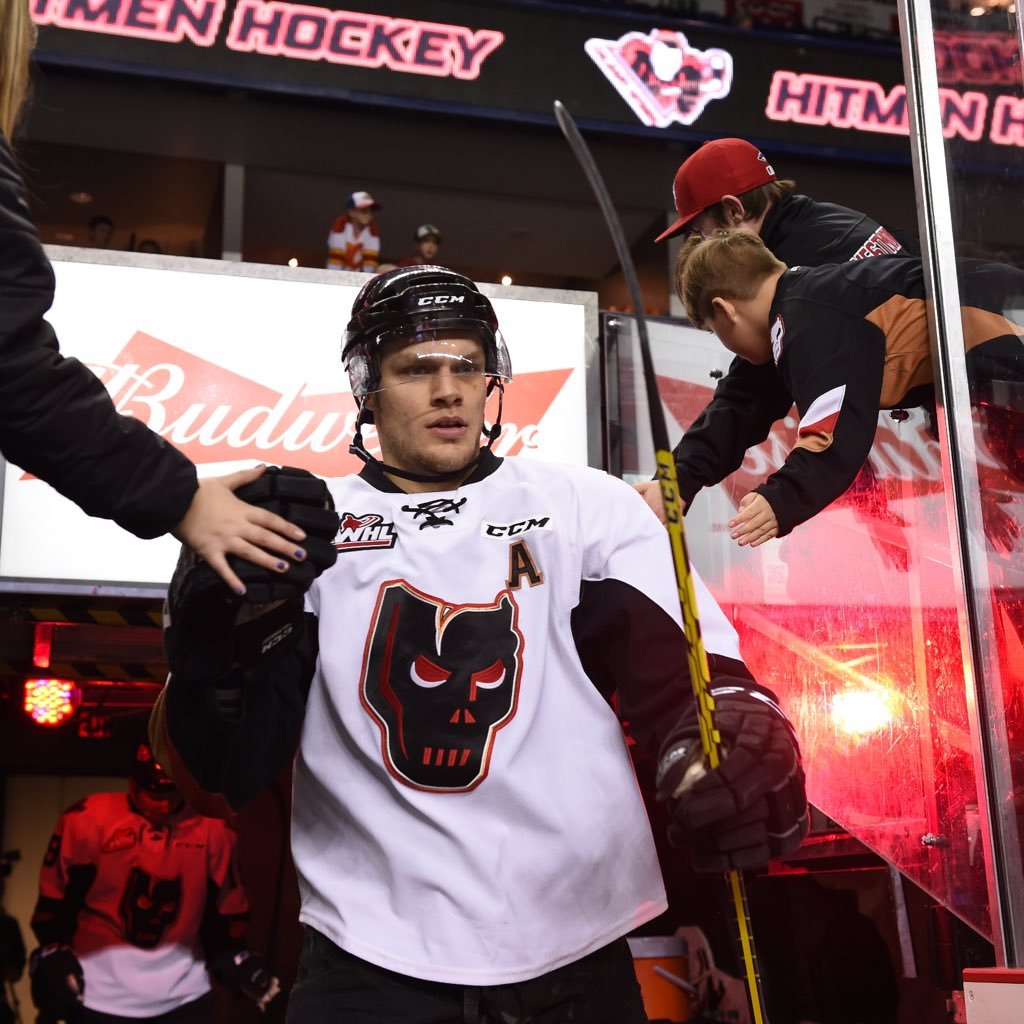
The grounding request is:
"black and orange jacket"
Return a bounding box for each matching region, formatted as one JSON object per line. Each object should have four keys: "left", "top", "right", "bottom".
{"left": 673, "top": 193, "right": 915, "bottom": 511}
{"left": 751, "top": 257, "right": 1023, "bottom": 536}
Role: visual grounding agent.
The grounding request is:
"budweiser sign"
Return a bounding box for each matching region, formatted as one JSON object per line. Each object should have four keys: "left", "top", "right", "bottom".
{"left": 0, "top": 256, "right": 590, "bottom": 590}
{"left": 74, "top": 331, "right": 572, "bottom": 477}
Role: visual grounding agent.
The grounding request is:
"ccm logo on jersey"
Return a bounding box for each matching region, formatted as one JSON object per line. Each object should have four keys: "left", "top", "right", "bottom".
{"left": 417, "top": 294, "right": 465, "bottom": 306}
{"left": 335, "top": 512, "right": 398, "bottom": 551}
{"left": 483, "top": 516, "right": 552, "bottom": 538}
{"left": 770, "top": 314, "right": 785, "bottom": 364}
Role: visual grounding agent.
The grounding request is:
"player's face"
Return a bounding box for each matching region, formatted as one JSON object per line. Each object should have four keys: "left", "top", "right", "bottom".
{"left": 418, "top": 237, "right": 440, "bottom": 261}
{"left": 368, "top": 332, "right": 489, "bottom": 490}
{"left": 709, "top": 302, "right": 773, "bottom": 365}
{"left": 350, "top": 208, "right": 374, "bottom": 227}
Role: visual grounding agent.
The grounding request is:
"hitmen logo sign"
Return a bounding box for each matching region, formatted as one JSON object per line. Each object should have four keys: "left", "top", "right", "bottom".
{"left": 585, "top": 29, "right": 733, "bottom": 129}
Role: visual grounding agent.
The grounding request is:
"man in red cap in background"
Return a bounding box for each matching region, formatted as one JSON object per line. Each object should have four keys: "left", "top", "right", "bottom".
{"left": 640, "top": 137, "right": 917, "bottom": 523}
{"left": 326, "top": 190, "right": 382, "bottom": 273}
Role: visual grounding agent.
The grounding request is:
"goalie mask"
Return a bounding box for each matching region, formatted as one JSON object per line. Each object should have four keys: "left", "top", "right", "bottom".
{"left": 342, "top": 266, "right": 512, "bottom": 483}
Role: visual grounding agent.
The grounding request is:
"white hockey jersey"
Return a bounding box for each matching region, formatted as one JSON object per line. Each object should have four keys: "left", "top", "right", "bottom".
{"left": 326, "top": 214, "right": 380, "bottom": 272}
{"left": 32, "top": 792, "right": 248, "bottom": 1017}
{"left": 292, "top": 454, "right": 704, "bottom": 986}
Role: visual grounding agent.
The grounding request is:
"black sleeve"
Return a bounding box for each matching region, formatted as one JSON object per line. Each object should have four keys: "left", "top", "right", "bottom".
{"left": 755, "top": 308, "right": 886, "bottom": 536}
{"left": 571, "top": 578, "right": 694, "bottom": 756}
{"left": 30, "top": 864, "right": 97, "bottom": 948}
{"left": 198, "top": 878, "right": 247, "bottom": 965}
{"left": 153, "top": 612, "right": 319, "bottom": 816}
{"left": 0, "top": 130, "right": 198, "bottom": 539}
{"left": 673, "top": 358, "right": 794, "bottom": 508}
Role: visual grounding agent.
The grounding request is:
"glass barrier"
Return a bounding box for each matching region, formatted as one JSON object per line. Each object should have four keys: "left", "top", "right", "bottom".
{"left": 604, "top": 310, "right": 995, "bottom": 939}
{"left": 901, "top": 0, "right": 1024, "bottom": 961}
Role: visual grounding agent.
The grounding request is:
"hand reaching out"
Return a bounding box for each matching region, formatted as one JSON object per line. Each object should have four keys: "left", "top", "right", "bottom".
{"left": 633, "top": 479, "right": 667, "bottom": 525}
{"left": 728, "top": 492, "right": 778, "bottom": 547}
{"left": 171, "top": 466, "right": 310, "bottom": 595}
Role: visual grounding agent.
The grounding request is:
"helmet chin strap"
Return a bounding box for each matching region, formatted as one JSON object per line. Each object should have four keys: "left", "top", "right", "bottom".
{"left": 349, "top": 382, "right": 505, "bottom": 485}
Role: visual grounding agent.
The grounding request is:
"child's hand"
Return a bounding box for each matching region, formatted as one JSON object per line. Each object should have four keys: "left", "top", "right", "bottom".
{"left": 729, "top": 492, "right": 778, "bottom": 547}
{"left": 634, "top": 480, "right": 667, "bottom": 524}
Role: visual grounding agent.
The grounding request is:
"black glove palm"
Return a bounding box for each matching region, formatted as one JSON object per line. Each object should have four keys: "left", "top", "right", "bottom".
{"left": 29, "top": 944, "right": 84, "bottom": 1020}
{"left": 657, "top": 686, "right": 809, "bottom": 872}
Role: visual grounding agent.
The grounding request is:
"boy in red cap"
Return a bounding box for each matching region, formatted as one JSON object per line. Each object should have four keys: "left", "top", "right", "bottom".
{"left": 327, "top": 190, "right": 382, "bottom": 273}
{"left": 655, "top": 137, "right": 908, "bottom": 263}
{"left": 641, "top": 138, "right": 916, "bottom": 523}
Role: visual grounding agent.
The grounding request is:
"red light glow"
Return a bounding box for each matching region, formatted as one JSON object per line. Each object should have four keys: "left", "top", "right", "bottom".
{"left": 830, "top": 688, "right": 894, "bottom": 737}
{"left": 24, "top": 677, "right": 81, "bottom": 727}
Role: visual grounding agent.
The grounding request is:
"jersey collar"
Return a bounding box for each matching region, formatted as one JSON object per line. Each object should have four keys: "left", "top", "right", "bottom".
{"left": 358, "top": 449, "right": 503, "bottom": 493}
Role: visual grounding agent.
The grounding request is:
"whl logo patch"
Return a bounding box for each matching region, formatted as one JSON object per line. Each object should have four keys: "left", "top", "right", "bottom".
{"left": 585, "top": 29, "right": 733, "bottom": 129}
{"left": 335, "top": 513, "right": 398, "bottom": 551}
{"left": 102, "top": 827, "right": 138, "bottom": 854}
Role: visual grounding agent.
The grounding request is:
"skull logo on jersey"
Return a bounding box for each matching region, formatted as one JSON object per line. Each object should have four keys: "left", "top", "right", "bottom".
{"left": 360, "top": 582, "right": 523, "bottom": 791}
{"left": 119, "top": 867, "right": 182, "bottom": 948}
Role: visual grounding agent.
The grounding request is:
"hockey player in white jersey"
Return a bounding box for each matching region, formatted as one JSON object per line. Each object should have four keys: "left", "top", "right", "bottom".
{"left": 153, "top": 265, "right": 807, "bottom": 1023}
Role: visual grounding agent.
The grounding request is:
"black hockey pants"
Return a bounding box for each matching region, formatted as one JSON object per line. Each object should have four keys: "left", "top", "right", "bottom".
{"left": 286, "top": 927, "right": 648, "bottom": 1023}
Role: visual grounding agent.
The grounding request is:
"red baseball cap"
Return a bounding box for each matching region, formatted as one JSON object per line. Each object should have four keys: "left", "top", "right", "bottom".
{"left": 654, "top": 139, "right": 777, "bottom": 243}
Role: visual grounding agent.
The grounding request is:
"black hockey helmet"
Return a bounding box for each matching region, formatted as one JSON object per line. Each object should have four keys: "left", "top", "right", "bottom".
{"left": 128, "top": 739, "right": 183, "bottom": 825}
{"left": 342, "top": 265, "right": 512, "bottom": 400}
{"left": 342, "top": 266, "right": 513, "bottom": 484}
{"left": 130, "top": 739, "right": 178, "bottom": 796}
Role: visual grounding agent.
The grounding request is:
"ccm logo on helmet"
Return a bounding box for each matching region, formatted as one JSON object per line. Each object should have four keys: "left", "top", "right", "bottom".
{"left": 417, "top": 294, "right": 466, "bottom": 306}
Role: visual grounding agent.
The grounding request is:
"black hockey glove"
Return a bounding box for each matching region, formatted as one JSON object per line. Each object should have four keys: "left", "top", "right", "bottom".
{"left": 212, "top": 949, "right": 281, "bottom": 1012}
{"left": 29, "top": 944, "right": 84, "bottom": 1020}
{"left": 164, "top": 466, "right": 337, "bottom": 683}
{"left": 229, "top": 466, "right": 339, "bottom": 604}
{"left": 656, "top": 686, "right": 809, "bottom": 873}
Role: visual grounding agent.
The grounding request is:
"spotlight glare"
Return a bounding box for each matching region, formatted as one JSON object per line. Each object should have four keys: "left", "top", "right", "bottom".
{"left": 830, "top": 688, "right": 893, "bottom": 737}
{"left": 23, "top": 677, "right": 81, "bottom": 727}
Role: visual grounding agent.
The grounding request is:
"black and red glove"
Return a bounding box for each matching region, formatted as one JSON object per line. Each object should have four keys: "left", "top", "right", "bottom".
{"left": 224, "top": 467, "right": 339, "bottom": 605}
{"left": 29, "top": 944, "right": 84, "bottom": 1020}
{"left": 656, "top": 686, "right": 809, "bottom": 872}
{"left": 164, "top": 466, "right": 337, "bottom": 683}
{"left": 212, "top": 949, "right": 280, "bottom": 1012}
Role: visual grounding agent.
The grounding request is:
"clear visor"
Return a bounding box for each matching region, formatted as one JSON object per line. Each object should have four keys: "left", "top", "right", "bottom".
{"left": 347, "top": 325, "right": 512, "bottom": 398}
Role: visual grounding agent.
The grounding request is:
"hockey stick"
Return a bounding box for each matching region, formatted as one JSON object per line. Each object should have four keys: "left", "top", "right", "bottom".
{"left": 552, "top": 100, "right": 769, "bottom": 1024}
